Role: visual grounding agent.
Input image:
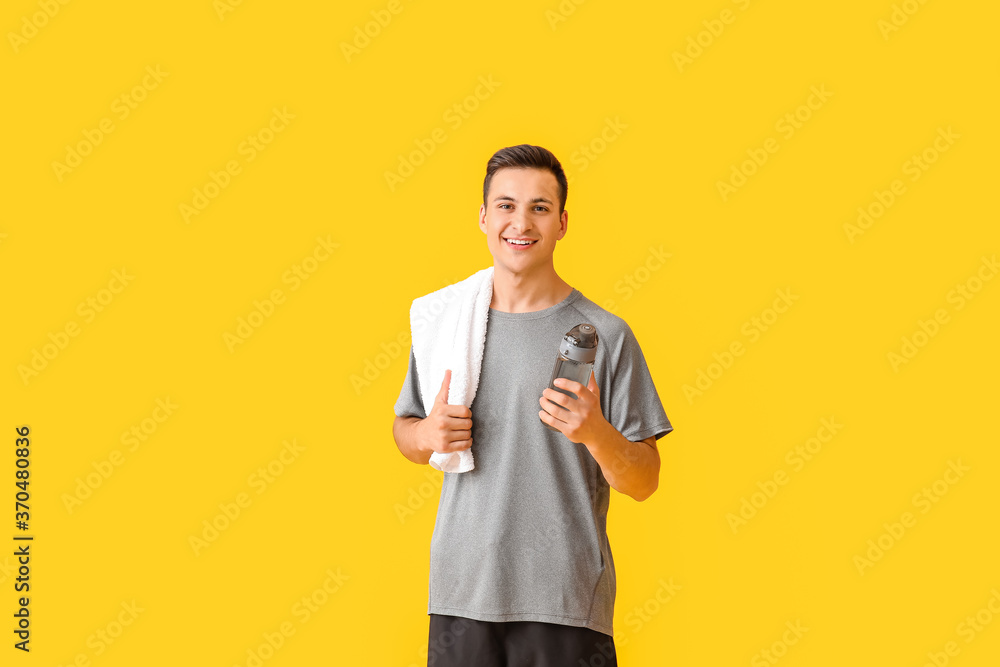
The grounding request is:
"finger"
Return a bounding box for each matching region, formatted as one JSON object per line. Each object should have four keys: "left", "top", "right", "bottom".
{"left": 442, "top": 416, "right": 473, "bottom": 432}
{"left": 436, "top": 369, "right": 452, "bottom": 404}
{"left": 442, "top": 428, "right": 472, "bottom": 442}
{"left": 587, "top": 371, "right": 599, "bottom": 396}
{"left": 441, "top": 404, "right": 472, "bottom": 419}
{"left": 539, "top": 408, "right": 566, "bottom": 429}
{"left": 539, "top": 396, "right": 571, "bottom": 420}
{"left": 553, "top": 378, "right": 584, "bottom": 395}
{"left": 541, "top": 389, "right": 571, "bottom": 410}
{"left": 444, "top": 438, "right": 473, "bottom": 452}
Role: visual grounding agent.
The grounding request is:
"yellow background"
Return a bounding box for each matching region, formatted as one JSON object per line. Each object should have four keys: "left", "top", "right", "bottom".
{"left": 3, "top": 0, "right": 998, "bottom": 665}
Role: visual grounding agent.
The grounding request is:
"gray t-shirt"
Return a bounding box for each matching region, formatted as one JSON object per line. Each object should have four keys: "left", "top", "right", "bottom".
{"left": 394, "top": 287, "right": 673, "bottom": 637}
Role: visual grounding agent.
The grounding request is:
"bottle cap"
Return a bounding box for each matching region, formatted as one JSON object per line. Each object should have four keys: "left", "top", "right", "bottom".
{"left": 559, "top": 323, "right": 599, "bottom": 363}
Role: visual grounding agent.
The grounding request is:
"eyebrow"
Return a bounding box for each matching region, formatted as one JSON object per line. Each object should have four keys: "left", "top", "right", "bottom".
{"left": 493, "top": 195, "right": 554, "bottom": 205}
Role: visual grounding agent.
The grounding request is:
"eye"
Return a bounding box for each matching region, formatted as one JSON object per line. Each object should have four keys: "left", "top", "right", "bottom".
{"left": 498, "top": 203, "right": 512, "bottom": 209}
{"left": 534, "top": 205, "right": 548, "bottom": 212}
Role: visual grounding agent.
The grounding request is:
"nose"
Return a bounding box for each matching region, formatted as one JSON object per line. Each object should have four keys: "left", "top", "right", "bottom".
{"left": 508, "top": 207, "right": 531, "bottom": 231}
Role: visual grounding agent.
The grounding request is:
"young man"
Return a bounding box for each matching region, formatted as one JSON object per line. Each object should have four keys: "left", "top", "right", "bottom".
{"left": 392, "top": 144, "right": 673, "bottom": 666}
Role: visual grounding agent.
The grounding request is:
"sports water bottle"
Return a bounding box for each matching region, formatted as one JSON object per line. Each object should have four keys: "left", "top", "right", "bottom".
{"left": 541, "top": 323, "right": 599, "bottom": 432}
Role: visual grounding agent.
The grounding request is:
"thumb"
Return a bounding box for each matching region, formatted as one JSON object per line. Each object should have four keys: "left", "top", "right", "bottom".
{"left": 436, "top": 369, "right": 452, "bottom": 404}
{"left": 588, "top": 370, "right": 599, "bottom": 396}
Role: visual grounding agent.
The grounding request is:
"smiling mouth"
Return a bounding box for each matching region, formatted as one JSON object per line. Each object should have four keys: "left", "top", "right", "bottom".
{"left": 503, "top": 237, "right": 538, "bottom": 248}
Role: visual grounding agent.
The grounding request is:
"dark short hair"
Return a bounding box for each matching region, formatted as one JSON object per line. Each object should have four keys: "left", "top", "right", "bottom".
{"left": 483, "top": 144, "right": 568, "bottom": 214}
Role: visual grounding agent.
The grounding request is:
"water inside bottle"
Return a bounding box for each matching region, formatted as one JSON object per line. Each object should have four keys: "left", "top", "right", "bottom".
{"left": 551, "top": 358, "right": 593, "bottom": 399}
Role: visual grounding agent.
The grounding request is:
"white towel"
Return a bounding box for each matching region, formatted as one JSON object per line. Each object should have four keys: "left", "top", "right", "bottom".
{"left": 410, "top": 266, "right": 494, "bottom": 473}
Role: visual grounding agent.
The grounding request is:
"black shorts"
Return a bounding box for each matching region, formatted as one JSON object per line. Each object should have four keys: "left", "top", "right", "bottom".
{"left": 427, "top": 613, "right": 618, "bottom": 667}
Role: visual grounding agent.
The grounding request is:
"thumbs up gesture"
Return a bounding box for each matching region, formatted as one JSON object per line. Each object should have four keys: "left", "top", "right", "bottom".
{"left": 418, "top": 369, "right": 474, "bottom": 455}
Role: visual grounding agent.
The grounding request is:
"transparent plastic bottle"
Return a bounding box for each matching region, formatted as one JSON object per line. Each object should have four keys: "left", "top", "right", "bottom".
{"left": 541, "top": 323, "right": 599, "bottom": 432}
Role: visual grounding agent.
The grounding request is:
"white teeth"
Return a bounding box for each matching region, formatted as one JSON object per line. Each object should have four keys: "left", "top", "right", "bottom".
{"left": 506, "top": 239, "right": 534, "bottom": 245}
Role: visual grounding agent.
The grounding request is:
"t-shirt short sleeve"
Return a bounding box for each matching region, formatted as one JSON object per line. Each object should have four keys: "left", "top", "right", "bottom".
{"left": 606, "top": 324, "right": 673, "bottom": 442}
{"left": 394, "top": 345, "right": 427, "bottom": 419}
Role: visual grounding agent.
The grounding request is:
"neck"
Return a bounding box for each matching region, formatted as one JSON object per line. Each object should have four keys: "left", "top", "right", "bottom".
{"left": 490, "top": 262, "right": 573, "bottom": 313}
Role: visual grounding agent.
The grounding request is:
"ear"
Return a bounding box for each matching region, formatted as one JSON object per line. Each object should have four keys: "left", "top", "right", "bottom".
{"left": 479, "top": 204, "right": 487, "bottom": 233}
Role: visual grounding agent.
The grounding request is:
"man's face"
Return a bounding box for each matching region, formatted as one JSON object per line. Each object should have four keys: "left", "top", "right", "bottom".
{"left": 479, "top": 167, "right": 568, "bottom": 274}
